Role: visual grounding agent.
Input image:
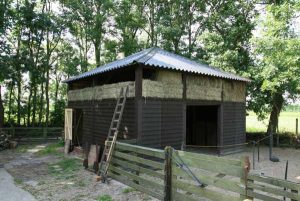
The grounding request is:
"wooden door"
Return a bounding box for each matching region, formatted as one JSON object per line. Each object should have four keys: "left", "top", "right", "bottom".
{"left": 64, "top": 108, "right": 73, "bottom": 140}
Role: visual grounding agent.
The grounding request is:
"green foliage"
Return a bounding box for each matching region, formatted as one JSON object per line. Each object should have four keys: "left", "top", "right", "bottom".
{"left": 50, "top": 100, "right": 66, "bottom": 127}
{"left": 122, "top": 187, "right": 136, "bottom": 194}
{"left": 248, "top": 2, "right": 300, "bottom": 122}
{"left": 48, "top": 158, "right": 81, "bottom": 179}
{"left": 97, "top": 195, "right": 113, "bottom": 201}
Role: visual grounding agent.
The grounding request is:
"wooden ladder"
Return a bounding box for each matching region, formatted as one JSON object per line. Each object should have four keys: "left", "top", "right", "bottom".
{"left": 97, "top": 85, "right": 129, "bottom": 182}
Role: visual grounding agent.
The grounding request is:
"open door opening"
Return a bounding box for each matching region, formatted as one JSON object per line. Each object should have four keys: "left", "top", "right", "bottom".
{"left": 186, "top": 105, "right": 219, "bottom": 153}
{"left": 73, "top": 109, "right": 83, "bottom": 146}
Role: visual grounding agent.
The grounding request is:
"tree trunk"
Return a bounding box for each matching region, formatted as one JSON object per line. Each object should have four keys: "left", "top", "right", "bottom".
{"left": 267, "top": 93, "right": 284, "bottom": 134}
{"left": 45, "top": 67, "right": 50, "bottom": 126}
{"left": 17, "top": 72, "right": 21, "bottom": 125}
{"left": 7, "top": 82, "right": 13, "bottom": 124}
{"left": 0, "top": 86, "right": 4, "bottom": 127}
{"left": 38, "top": 73, "right": 45, "bottom": 126}
{"left": 27, "top": 85, "right": 32, "bottom": 126}
{"left": 32, "top": 83, "right": 37, "bottom": 127}
{"left": 94, "top": 40, "right": 101, "bottom": 67}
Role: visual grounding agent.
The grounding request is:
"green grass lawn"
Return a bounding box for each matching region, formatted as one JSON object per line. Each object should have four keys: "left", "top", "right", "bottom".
{"left": 246, "top": 111, "right": 300, "bottom": 133}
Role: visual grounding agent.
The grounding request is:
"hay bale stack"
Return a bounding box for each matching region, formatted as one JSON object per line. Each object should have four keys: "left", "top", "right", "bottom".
{"left": 222, "top": 80, "right": 246, "bottom": 102}
{"left": 187, "top": 75, "right": 222, "bottom": 101}
{"left": 68, "top": 81, "right": 135, "bottom": 101}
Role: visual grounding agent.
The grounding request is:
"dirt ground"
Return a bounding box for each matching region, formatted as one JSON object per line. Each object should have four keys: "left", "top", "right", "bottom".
{"left": 226, "top": 146, "right": 300, "bottom": 183}
{"left": 0, "top": 143, "right": 157, "bottom": 201}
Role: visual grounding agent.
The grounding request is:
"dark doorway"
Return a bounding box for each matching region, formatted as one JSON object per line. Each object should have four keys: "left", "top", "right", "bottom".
{"left": 186, "top": 105, "right": 218, "bottom": 148}
{"left": 73, "top": 109, "right": 83, "bottom": 146}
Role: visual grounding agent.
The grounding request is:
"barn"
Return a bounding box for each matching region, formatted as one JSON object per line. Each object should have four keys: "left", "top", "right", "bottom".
{"left": 64, "top": 47, "right": 249, "bottom": 155}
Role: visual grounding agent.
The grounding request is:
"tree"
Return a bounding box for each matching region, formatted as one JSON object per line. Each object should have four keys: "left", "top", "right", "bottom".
{"left": 248, "top": 2, "right": 300, "bottom": 133}
{"left": 198, "top": 0, "right": 256, "bottom": 74}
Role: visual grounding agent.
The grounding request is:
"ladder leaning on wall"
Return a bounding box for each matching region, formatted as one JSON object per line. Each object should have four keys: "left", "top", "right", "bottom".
{"left": 97, "top": 85, "right": 129, "bottom": 182}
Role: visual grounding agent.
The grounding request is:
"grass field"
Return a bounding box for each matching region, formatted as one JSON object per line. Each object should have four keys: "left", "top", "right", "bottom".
{"left": 246, "top": 111, "right": 300, "bottom": 133}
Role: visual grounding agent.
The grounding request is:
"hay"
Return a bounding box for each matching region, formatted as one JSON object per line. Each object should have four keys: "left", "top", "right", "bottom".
{"left": 186, "top": 75, "right": 246, "bottom": 102}
{"left": 156, "top": 70, "right": 182, "bottom": 83}
{"left": 186, "top": 75, "right": 222, "bottom": 101}
{"left": 142, "top": 70, "right": 183, "bottom": 99}
{"left": 68, "top": 81, "right": 135, "bottom": 101}
{"left": 142, "top": 79, "right": 183, "bottom": 99}
{"left": 222, "top": 80, "right": 245, "bottom": 102}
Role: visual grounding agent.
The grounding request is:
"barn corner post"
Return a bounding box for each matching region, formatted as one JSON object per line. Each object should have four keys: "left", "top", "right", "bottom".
{"left": 135, "top": 65, "right": 143, "bottom": 145}
{"left": 181, "top": 73, "right": 186, "bottom": 151}
{"left": 164, "top": 146, "right": 173, "bottom": 201}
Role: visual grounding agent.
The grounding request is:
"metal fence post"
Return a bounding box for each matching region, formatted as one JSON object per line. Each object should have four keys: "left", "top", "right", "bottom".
{"left": 296, "top": 118, "right": 298, "bottom": 136}
{"left": 164, "top": 146, "right": 172, "bottom": 201}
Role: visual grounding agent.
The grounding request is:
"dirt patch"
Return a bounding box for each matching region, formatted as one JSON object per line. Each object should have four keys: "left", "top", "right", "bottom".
{"left": 0, "top": 143, "right": 157, "bottom": 201}
{"left": 225, "top": 146, "right": 300, "bottom": 183}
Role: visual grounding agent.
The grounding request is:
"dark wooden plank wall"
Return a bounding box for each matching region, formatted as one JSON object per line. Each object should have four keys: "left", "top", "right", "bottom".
{"left": 140, "top": 99, "right": 161, "bottom": 148}
{"left": 140, "top": 99, "right": 183, "bottom": 149}
{"left": 161, "top": 101, "right": 183, "bottom": 149}
{"left": 68, "top": 98, "right": 245, "bottom": 155}
{"left": 68, "top": 99, "right": 135, "bottom": 146}
{"left": 221, "top": 102, "right": 246, "bottom": 154}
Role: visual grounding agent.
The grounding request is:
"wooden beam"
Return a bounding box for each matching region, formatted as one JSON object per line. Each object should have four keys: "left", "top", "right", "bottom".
{"left": 135, "top": 65, "right": 143, "bottom": 144}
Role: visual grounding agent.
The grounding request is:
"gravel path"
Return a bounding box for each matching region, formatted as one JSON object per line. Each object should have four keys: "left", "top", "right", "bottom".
{"left": 0, "top": 168, "right": 36, "bottom": 201}
{"left": 0, "top": 144, "right": 157, "bottom": 201}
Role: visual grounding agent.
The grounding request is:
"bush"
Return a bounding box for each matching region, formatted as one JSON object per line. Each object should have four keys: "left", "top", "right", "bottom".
{"left": 246, "top": 132, "right": 300, "bottom": 147}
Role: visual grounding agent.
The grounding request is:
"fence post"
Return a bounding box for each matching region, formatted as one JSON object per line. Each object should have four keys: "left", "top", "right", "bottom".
{"left": 43, "top": 127, "right": 47, "bottom": 138}
{"left": 240, "top": 156, "right": 253, "bottom": 200}
{"left": 11, "top": 126, "right": 15, "bottom": 139}
{"left": 164, "top": 146, "right": 172, "bottom": 201}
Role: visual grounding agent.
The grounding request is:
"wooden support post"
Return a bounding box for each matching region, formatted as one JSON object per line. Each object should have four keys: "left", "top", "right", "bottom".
{"left": 135, "top": 66, "right": 143, "bottom": 145}
{"left": 164, "top": 146, "right": 172, "bottom": 201}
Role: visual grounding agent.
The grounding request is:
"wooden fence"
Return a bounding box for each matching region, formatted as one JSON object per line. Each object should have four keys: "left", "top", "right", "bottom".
{"left": 1, "top": 127, "right": 63, "bottom": 143}
{"left": 106, "top": 141, "right": 300, "bottom": 201}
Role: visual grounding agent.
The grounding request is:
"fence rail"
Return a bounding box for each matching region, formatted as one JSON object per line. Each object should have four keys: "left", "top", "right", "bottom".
{"left": 106, "top": 141, "right": 300, "bottom": 201}
{"left": 1, "top": 127, "right": 63, "bottom": 142}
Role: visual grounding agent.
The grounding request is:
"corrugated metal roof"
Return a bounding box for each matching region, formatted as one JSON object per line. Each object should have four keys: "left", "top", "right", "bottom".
{"left": 64, "top": 47, "right": 250, "bottom": 83}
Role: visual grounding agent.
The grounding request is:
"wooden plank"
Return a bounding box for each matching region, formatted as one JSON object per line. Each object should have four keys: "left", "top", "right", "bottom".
{"left": 110, "top": 141, "right": 164, "bottom": 159}
{"left": 248, "top": 174, "right": 300, "bottom": 191}
{"left": 247, "top": 182, "right": 300, "bottom": 200}
{"left": 108, "top": 172, "right": 163, "bottom": 200}
{"left": 246, "top": 190, "right": 282, "bottom": 201}
{"left": 175, "top": 151, "right": 243, "bottom": 177}
{"left": 109, "top": 165, "right": 164, "bottom": 190}
{"left": 172, "top": 166, "right": 245, "bottom": 196}
{"left": 172, "top": 191, "right": 197, "bottom": 201}
{"left": 113, "top": 151, "right": 164, "bottom": 170}
{"left": 176, "top": 150, "right": 241, "bottom": 166}
{"left": 172, "top": 179, "right": 240, "bottom": 201}
{"left": 111, "top": 158, "right": 164, "bottom": 179}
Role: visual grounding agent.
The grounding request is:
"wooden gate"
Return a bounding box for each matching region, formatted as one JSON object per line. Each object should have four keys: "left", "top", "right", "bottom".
{"left": 106, "top": 142, "right": 300, "bottom": 201}
{"left": 64, "top": 108, "right": 73, "bottom": 140}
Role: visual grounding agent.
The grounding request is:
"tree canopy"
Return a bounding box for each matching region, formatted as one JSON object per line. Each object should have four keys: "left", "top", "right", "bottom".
{"left": 0, "top": 0, "right": 299, "bottom": 132}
